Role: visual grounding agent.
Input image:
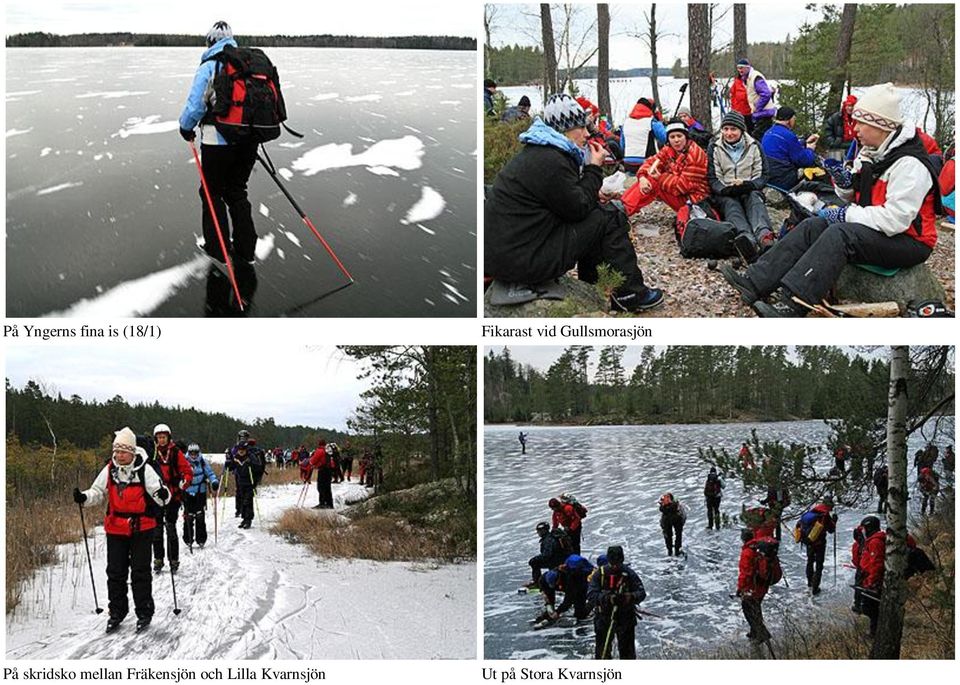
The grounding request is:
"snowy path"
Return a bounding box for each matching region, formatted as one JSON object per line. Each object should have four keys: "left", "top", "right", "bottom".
{"left": 6, "top": 481, "right": 476, "bottom": 659}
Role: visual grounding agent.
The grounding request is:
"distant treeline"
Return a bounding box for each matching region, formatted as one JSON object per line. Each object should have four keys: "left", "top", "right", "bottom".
{"left": 6, "top": 32, "right": 476, "bottom": 50}
{"left": 6, "top": 379, "right": 347, "bottom": 452}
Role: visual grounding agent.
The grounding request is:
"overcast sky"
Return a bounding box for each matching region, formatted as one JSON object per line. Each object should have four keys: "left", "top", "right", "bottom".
{"left": 4, "top": 1, "right": 475, "bottom": 37}
{"left": 488, "top": 3, "right": 821, "bottom": 71}
{"left": 6, "top": 343, "right": 370, "bottom": 430}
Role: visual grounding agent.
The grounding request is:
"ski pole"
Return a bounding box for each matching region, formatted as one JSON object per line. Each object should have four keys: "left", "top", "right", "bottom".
{"left": 189, "top": 140, "right": 245, "bottom": 312}
{"left": 671, "top": 82, "right": 689, "bottom": 120}
{"left": 170, "top": 564, "right": 182, "bottom": 616}
{"left": 213, "top": 490, "right": 218, "bottom": 546}
{"left": 219, "top": 467, "right": 230, "bottom": 522}
{"left": 833, "top": 530, "right": 838, "bottom": 588}
{"left": 77, "top": 501, "right": 104, "bottom": 614}
{"left": 635, "top": 607, "right": 664, "bottom": 619}
{"left": 601, "top": 602, "right": 619, "bottom": 659}
{"left": 249, "top": 467, "right": 261, "bottom": 522}
{"left": 256, "top": 150, "right": 354, "bottom": 283}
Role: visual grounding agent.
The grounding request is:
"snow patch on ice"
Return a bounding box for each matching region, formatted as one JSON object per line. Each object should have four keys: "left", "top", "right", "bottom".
{"left": 417, "top": 224, "right": 436, "bottom": 235}
{"left": 344, "top": 94, "right": 382, "bottom": 102}
{"left": 278, "top": 142, "right": 304, "bottom": 149}
{"left": 394, "top": 89, "right": 416, "bottom": 97}
{"left": 366, "top": 166, "right": 399, "bottom": 176}
{"left": 6, "top": 128, "right": 33, "bottom": 138}
{"left": 36, "top": 181, "right": 84, "bottom": 196}
{"left": 401, "top": 186, "right": 445, "bottom": 225}
{"left": 113, "top": 115, "right": 179, "bottom": 139}
{"left": 342, "top": 192, "right": 357, "bottom": 207}
{"left": 291, "top": 136, "right": 424, "bottom": 176}
{"left": 40, "top": 147, "right": 52, "bottom": 157}
{"left": 439, "top": 100, "right": 462, "bottom": 105}
{"left": 255, "top": 233, "right": 275, "bottom": 261}
{"left": 310, "top": 92, "right": 339, "bottom": 101}
{"left": 442, "top": 281, "right": 469, "bottom": 302}
{"left": 75, "top": 90, "right": 149, "bottom": 99}
{"left": 259, "top": 203, "right": 270, "bottom": 218}
{"left": 282, "top": 231, "right": 302, "bottom": 248}
{"left": 278, "top": 168, "right": 293, "bottom": 181}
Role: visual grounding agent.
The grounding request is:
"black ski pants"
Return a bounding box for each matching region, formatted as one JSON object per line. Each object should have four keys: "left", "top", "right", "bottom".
{"left": 661, "top": 517, "right": 684, "bottom": 555}
{"left": 106, "top": 531, "right": 154, "bottom": 620}
{"left": 741, "top": 597, "right": 770, "bottom": 642}
{"left": 236, "top": 484, "right": 256, "bottom": 525}
{"left": 199, "top": 142, "right": 259, "bottom": 263}
{"left": 712, "top": 191, "right": 772, "bottom": 239}
{"left": 862, "top": 592, "right": 881, "bottom": 636}
{"left": 746, "top": 218, "right": 932, "bottom": 306}
{"left": 706, "top": 495, "right": 722, "bottom": 530}
{"left": 805, "top": 540, "right": 827, "bottom": 591}
{"left": 316, "top": 467, "right": 334, "bottom": 508}
{"left": 561, "top": 205, "right": 648, "bottom": 294}
{"left": 182, "top": 492, "right": 209, "bottom": 546}
{"left": 153, "top": 500, "right": 181, "bottom": 563}
{"left": 594, "top": 616, "right": 636, "bottom": 659}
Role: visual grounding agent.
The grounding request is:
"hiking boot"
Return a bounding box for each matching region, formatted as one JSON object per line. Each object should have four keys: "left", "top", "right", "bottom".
{"left": 811, "top": 586, "right": 821, "bottom": 596}
{"left": 733, "top": 233, "right": 760, "bottom": 265}
{"left": 153, "top": 559, "right": 164, "bottom": 574}
{"left": 719, "top": 263, "right": 760, "bottom": 304}
{"left": 198, "top": 543, "right": 205, "bottom": 549}
{"left": 610, "top": 287, "right": 665, "bottom": 313}
{"left": 136, "top": 617, "right": 151, "bottom": 633}
{"left": 170, "top": 560, "right": 180, "bottom": 574}
{"left": 757, "top": 230, "right": 776, "bottom": 254}
{"left": 239, "top": 520, "right": 252, "bottom": 529}
{"left": 106, "top": 617, "right": 123, "bottom": 634}
{"left": 753, "top": 292, "right": 807, "bottom": 318}
{"left": 234, "top": 512, "right": 241, "bottom": 518}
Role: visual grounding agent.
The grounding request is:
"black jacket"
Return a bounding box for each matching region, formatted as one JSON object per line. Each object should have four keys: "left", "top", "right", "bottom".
{"left": 587, "top": 564, "right": 646, "bottom": 627}
{"left": 485, "top": 143, "right": 604, "bottom": 283}
{"left": 823, "top": 111, "right": 846, "bottom": 151}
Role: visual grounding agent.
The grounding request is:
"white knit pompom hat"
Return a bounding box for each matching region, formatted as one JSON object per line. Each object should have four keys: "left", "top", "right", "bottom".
{"left": 543, "top": 94, "right": 588, "bottom": 133}
{"left": 851, "top": 83, "right": 903, "bottom": 132}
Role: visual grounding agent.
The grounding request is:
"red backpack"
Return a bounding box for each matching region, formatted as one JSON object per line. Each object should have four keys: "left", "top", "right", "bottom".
{"left": 749, "top": 536, "right": 783, "bottom": 586}
{"left": 205, "top": 45, "right": 288, "bottom": 143}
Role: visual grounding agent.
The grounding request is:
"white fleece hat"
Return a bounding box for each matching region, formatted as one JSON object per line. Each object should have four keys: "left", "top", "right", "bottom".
{"left": 851, "top": 83, "right": 903, "bottom": 132}
{"left": 113, "top": 427, "right": 137, "bottom": 454}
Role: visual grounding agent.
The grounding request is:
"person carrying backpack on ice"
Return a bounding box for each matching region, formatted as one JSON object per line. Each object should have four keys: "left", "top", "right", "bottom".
{"left": 226, "top": 441, "right": 263, "bottom": 528}
{"left": 527, "top": 522, "right": 568, "bottom": 586}
{"left": 309, "top": 439, "right": 335, "bottom": 509}
{"left": 794, "top": 496, "right": 837, "bottom": 595}
{"left": 148, "top": 424, "right": 191, "bottom": 574}
{"left": 853, "top": 516, "right": 885, "bottom": 637}
{"left": 586, "top": 545, "right": 646, "bottom": 659}
{"left": 182, "top": 443, "right": 220, "bottom": 549}
{"left": 873, "top": 465, "right": 889, "bottom": 514}
{"left": 704, "top": 467, "right": 724, "bottom": 530}
{"left": 918, "top": 467, "right": 940, "bottom": 515}
{"left": 736, "top": 528, "right": 781, "bottom": 646}
{"left": 659, "top": 493, "right": 686, "bottom": 556}
{"left": 73, "top": 428, "right": 169, "bottom": 634}
{"left": 549, "top": 496, "right": 584, "bottom": 554}
{"left": 179, "top": 21, "right": 265, "bottom": 266}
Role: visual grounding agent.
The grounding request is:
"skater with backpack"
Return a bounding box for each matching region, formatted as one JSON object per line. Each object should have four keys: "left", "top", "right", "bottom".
{"left": 794, "top": 496, "right": 837, "bottom": 595}
{"left": 148, "top": 424, "right": 191, "bottom": 574}
{"left": 736, "top": 528, "right": 782, "bottom": 647}
{"left": 178, "top": 21, "right": 287, "bottom": 266}
{"left": 182, "top": 443, "right": 220, "bottom": 550}
{"left": 73, "top": 428, "right": 170, "bottom": 634}
{"left": 549, "top": 494, "right": 586, "bottom": 554}
{"left": 918, "top": 467, "right": 940, "bottom": 515}
{"left": 658, "top": 493, "right": 686, "bottom": 556}
{"left": 226, "top": 441, "right": 264, "bottom": 529}
{"left": 586, "top": 545, "right": 646, "bottom": 659}
{"left": 527, "top": 522, "right": 570, "bottom": 586}
{"left": 872, "top": 464, "right": 889, "bottom": 513}
{"left": 704, "top": 467, "right": 724, "bottom": 530}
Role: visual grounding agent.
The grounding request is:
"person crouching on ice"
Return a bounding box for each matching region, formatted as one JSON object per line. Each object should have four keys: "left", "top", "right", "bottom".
{"left": 73, "top": 427, "right": 170, "bottom": 634}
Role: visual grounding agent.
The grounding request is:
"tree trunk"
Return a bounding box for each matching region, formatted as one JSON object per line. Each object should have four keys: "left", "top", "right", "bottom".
{"left": 597, "top": 4, "right": 611, "bottom": 116}
{"left": 826, "top": 4, "right": 857, "bottom": 116}
{"left": 733, "top": 3, "right": 747, "bottom": 64}
{"left": 648, "top": 4, "right": 661, "bottom": 109}
{"left": 870, "top": 345, "right": 909, "bottom": 659}
{"left": 687, "top": 4, "right": 712, "bottom": 126}
{"left": 540, "top": 3, "right": 558, "bottom": 102}
{"left": 483, "top": 6, "right": 493, "bottom": 78}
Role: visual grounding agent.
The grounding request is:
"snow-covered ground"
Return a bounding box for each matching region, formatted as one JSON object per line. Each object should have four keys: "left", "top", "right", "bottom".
{"left": 6, "top": 480, "right": 476, "bottom": 659}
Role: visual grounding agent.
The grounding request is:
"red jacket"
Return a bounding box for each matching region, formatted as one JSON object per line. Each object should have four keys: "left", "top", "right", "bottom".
{"left": 105, "top": 470, "right": 158, "bottom": 536}
{"left": 917, "top": 129, "right": 942, "bottom": 156}
{"left": 737, "top": 541, "right": 768, "bottom": 600}
{"left": 858, "top": 530, "right": 886, "bottom": 590}
{"left": 551, "top": 503, "right": 582, "bottom": 532}
{"left": 154, "top": 444, "right": 191, "bottom": 501}
{"left": 730, "top": 77, "right": 750, "bottom": 117}
{"left": 309, "top": 444, "right": 330, "bottom": 470}
{"left": 630, "top": 141, "right": 710, "bottom": 205}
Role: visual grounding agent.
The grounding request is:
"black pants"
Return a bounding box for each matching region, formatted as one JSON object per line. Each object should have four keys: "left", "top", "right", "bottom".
{"left": 862, "top": 592, "right": 881, "bottom": 636}
{"left": 741, "top": 597, "right": 770, "bottom": 641}
{"left": 316, "top": 467, "right": 334, "bottom": 508}
{"left": 752, "top": 116, "right": 774, "bottom": 140}
{"left": 561, "top": 206, "right": 648, "bottom": 294}
{"left": 183, "top": 492, "right": 209, "bottom": 546}
{"left": 746, "top": 218, "right": 932, "bottom": 305}
{"left": 662, "top": 519, "right": 684, "bottom": 555}
{"left": 153, "top": 501, "right": 181, "bottom": 563}
{"left": 877, "top": 489, "right": 888, "bottom": 513}
{"left": 528, "top": 554, "right": 556, "bottom": 583}
{"left": 236, "top": 484, "right": 255, "bottom": 524}
{"left": 835, "top": 457, "right": 846, "bottom": 474}
{"left": 921, "top": 491, "right": 936, "bottom": 515}
{"left": 199, "top": 142, "right": 259, "bottom": 262}
{"left": 712, "top": 191, "right": 772, "bottom": 238}
{"left": 520, "top": 442, "right": 526, "bottom": 454}
{"left": 805, "top": 541, "right": 827, "bottom": 591}
{"left": 342, "top": 459, "right": 353, "bottom": 480}
{"left": 594, "top": 616, "right": 636, "bottom": 659}
{"left": 706, "top": 495, "right": 721, "bottom": 530}
{"left": 569, "top": 527, "right": 582, "bottom": 555}
{"left": 106, "top": 532, "right": 154, "bottom": 620}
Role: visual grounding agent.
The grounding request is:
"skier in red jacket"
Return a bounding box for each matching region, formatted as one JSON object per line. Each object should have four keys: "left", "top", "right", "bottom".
{"left": 148, "top": 423, "right": 192, "bottom": 574}
{"left": 854, "top": 516, "right": 885, "bottom": 636}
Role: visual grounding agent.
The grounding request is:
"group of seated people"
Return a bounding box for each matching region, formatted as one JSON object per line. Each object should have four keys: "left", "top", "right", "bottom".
{"left": 484, "top": 81, "right": 950, "bottom": 317}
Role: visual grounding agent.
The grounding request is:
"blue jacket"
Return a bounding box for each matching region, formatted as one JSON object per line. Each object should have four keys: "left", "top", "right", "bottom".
{"left": 184, "top": 454, "right": 219, "bottom": 495}
{"left": 761, "top": 122, "right": 817, "bottom": 190}
{"left": 179, "top": 38, "right": 238, "bottom": 145}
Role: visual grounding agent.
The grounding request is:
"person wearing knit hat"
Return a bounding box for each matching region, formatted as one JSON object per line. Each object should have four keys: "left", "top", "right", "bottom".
{"left": 485, "top": 93, "right": 665, "bottom": 313}
{"left": 621, "top": 96, "right": 667, "bottom": 168}
{"left": 586, "top": 545, "right": 646, "bottom": 659}
{"left": 618, "top": 117, "right": 710, "bottom": 218}
{"left": 823, "top": 94, "right": 859, "bottom": 161}
{"left": 73, "top": 427, "right": 169, "bottom": 634}
{"left": 720, "top": 82, "right": 942, "bottom": 317}
{"left": 484, "top": 78, "right": 498, "bottom": 116}
{"left": 735, "top": 58, "right": 776, "bottom": 139}
{"left": 500, "top": 94, "right": 533, "bottom": 123}
{"left": 707, "top": 111, "right": 775, "bottom": 262}
{"left": 761, "top": 105, "right": 820, "bottom": 190}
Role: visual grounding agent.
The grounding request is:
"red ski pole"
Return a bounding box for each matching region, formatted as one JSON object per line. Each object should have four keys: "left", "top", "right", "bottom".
{"left": 189, "top": 141, "right": 245, "bottom": 311}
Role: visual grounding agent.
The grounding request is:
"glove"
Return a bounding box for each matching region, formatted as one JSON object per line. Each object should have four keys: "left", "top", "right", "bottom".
{"left": 817, "top": 205, "right": 847, "bottom": 225}
{"left": 179, "top": 127, "right": 196, "bottom": 142}
{"left": 73, "top": 488, "right": 87, "bottom": 504}
{"left": 211, "top": 482, "right": 220, "bottom": 493}
{"left": 831, "top": 513, "right": 839, "bottom": 523}
{"left": 822, "top": 158, "right": 853, "bottom": 189}
{"left": 157, "top": 488, "right": 170, "bottom": 502}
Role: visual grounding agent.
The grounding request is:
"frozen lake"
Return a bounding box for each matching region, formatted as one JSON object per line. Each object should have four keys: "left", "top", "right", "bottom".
{"left": 483, "top": 420, "right": 952, "bottom": 659}
{"left": 6, "top": 47, "right": 476, "bottom": 317}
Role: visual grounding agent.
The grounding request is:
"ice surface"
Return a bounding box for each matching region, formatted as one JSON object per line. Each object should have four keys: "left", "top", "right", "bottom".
{"left": 36, "top": 181, "right": 84, "bottom": 196}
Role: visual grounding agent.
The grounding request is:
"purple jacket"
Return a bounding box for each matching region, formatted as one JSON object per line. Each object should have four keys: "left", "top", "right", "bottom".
{"left": 744, "top": 71, "right": 776, "bottom": 120}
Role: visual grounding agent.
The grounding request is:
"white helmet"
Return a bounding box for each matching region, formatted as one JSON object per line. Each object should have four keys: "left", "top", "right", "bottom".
{"left": 153, "top": 423, "right": 171, "bottom": 436}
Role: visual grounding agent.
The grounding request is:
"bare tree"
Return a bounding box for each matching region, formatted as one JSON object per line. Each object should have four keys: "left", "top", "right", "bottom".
{"left": 688, "top": 4, "right": 712, "bottom": 126}
{"left": 634, "top": 4, "right": 672, "bottom": 109}
{"left": 733, "top": 3, "right": 747, "bottom": 62}
{"left": 483, "top": 5, "right": 500, "bottom": 78}
{"left": 825, "top": 4, "right": 858, "bottom": 117}
{"left": 597, "top": 4, "right": 611, "bottom": 116}
{"left": 540, "top": 4, "right": 559, "bottom": 101}
{"left": 556, "top": 4, "right": 599, "bottom": 94}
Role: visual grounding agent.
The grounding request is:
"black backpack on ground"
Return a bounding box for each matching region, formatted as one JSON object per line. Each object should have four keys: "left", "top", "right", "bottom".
{"left": 675, "top": 200, "right": 738, "bottom": 258}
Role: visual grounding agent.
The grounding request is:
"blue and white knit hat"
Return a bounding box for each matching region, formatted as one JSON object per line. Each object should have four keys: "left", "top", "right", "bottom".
{"left": 852, "top": 83, "right": 903, "bottom": 132}
{"left": 206, "top": 21, "right": 233, "bottom": 46}
{"left": 543, "top": 93, "right": 587, "bottom": 133}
